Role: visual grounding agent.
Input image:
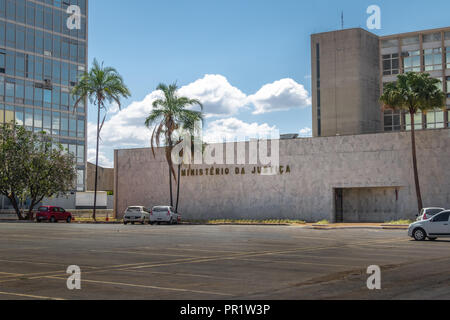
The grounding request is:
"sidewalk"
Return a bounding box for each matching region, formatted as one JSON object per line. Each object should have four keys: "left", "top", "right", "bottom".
{"left": 306, "top": 223, "right": 409, "bottom": 230}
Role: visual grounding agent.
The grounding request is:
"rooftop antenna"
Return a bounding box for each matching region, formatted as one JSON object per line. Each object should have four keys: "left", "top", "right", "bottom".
{"left": 341, "top": 11, "right": 344, "bottom": 30}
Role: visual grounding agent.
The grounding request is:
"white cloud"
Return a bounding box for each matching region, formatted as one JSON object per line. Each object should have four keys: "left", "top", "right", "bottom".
{"left": 299, "top": 127, "right": 312, "bottom": 137}
{"left": 87, "top": 147, "right": 113, "bottom": 168}
{"left": 87, "top": 74, "right": 311, "bottom": 166}
{"left": 203, "top": 118, "right": 278, "bottom": 143}
{"left": 247, "top": 78, "right": 311, "bottom": 115}
{"left": 178, "top": 74, "right": 248, "bottom": 118}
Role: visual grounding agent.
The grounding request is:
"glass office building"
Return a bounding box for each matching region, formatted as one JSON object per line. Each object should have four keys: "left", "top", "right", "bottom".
{"left": 0, "top": 0, "right": 88, "bottom": 191}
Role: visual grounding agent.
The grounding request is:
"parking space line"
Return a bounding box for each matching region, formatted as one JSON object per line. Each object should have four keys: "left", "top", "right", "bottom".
{"left": 0, "top": 290, "right": 65, "bottom": 300}
{"left": 89, "top": 249, "right": 194, "bottom": 258}
{"left": 234, "top": 257, "right": 356, "bottom": 268}
{"left": 128, "top": 269, "right": 244, "bottom": 281}
{"left": 44, "top": 276, "right": 233, "bottom": 297}
{"left": 0, "top": 236, "right": 414, "bottom": 286}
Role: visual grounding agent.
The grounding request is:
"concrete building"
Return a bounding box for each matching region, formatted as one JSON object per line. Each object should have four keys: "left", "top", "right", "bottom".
{"left": 311, "top": 28, "right": 381, "bottom": 137}
{"left": 0, "top": 0, "right": 88, "bottom": 192}
{"left": 112, "top": 26, "right": 450, "bottom": 223}
{"left": 114, "top": 129, "right": 450, "bottom": 223}
{"left": 311, "top": 27, "right": 450, "bottom": 137}
{"left": 86, "top": 162, "right": 114, "bottom": 192}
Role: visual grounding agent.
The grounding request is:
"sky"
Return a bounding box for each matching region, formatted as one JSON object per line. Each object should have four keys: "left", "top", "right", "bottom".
{"left": 86, "top": 0, "right": 450, "bottom": 167}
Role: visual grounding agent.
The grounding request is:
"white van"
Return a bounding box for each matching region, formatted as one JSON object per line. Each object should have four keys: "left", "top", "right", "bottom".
{"left": 150, "top": 206, "right": 181, "bottom": 225}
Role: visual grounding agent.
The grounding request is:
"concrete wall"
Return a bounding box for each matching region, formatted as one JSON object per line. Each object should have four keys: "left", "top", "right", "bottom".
{"left": 311, "top": 28, "right": 382, "bottom": 137}
{"left": 342, "top": 187, "right": 400, "bottom": 222}
{"left": 86, "top": 162, "right": 114, "bottom": 192}
{"left": 114, "top": 129, "right": 450, "bottom": 222}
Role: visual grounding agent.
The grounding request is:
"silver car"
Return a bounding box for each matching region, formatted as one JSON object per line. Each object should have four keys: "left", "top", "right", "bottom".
{"left": 408, "top": 210, "right": 450, "bottom": 241}
{"left": 123, "top": 206, "right": 151, "bottom": 225}
{"left": 150, "top": 206, "right": 181, "bottom": 225}
{"left": 416, "top": 207, "right": 445, "bottom": 221}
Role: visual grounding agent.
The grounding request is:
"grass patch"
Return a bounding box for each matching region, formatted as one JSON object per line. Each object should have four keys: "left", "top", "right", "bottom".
{"left": 186, "top": 219, "right": 306, "bottom": 225}
{"left": 315, "top": 220, "right": 330, "bottom": 225}
{"left": 384, "top": 219, "right": 414, "bottom": 225}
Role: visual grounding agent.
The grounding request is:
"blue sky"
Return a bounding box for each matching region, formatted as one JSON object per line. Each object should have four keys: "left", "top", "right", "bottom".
{"left": 86, "top": 0, "right": 450, "bottom": 167}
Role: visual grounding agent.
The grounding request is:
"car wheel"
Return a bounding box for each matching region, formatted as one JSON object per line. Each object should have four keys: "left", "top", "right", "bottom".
{"left": 131, "top": 222, "right": 135, "bottom": 225}
{"left": 428, "top": 237, "right": 438, "bottom": 241}
{"left": 66, "top": 217, "right": 72, "bottom": 223}
{"left": 50, "top": 216, "right": 56, "bottom": 223}
{"left": 413, "top": 228, "right": 426, "bottom": 241}
{"left": 36, "top": 219, "right": 41, "bottom": 223}
{"left": 124, "top": 221, "right": 128, "bottom": 225}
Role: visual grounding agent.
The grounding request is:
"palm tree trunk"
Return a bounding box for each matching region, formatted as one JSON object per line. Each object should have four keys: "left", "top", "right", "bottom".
{"left": 93, "top": 105, "right": 101, "bottom": 222}
{"left": 410, "top": 111, "right": 423, "bottom": 212}
{"left": 169, "top": 165, "right": 173, "bottom": 207}
{"left": 175, "top": 164, "right": 181, "bottom": 213}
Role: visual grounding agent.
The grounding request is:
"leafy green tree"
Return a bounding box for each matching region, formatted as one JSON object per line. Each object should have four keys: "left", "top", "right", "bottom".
{"left": 0, "top": 125, "right": 76, "bottom": 219}
{"left": 72, "top": 59, "right": 130, "bottom": 221}
{"left": 145, "top": 83, "right": 203, "bottom": 210}
{"left": 26, "top": 140, "right": 77, "bottom": 216}
{"left": 380, "top": 72, "right": 445, "bottom": 212}
{"left": 0, "top": 125, "right": 32, "bottom": 219}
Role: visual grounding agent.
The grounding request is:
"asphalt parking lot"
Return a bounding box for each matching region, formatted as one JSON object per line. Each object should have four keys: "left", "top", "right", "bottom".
{"left": 0, "top": 223, "right": 449, "bottom": 300}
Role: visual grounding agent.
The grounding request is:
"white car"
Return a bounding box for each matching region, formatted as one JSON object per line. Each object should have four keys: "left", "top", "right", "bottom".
{"left": 408, "top": 210, "right": 450, "bottom": 241}
{"left": 416, "top": 207, "right": 445, "bottom": 221}
{"left": 123, "top": 206, "right": 151, "bottom": 225}
{"left": 150, "top": 206, "right": 181, "bottom": 225}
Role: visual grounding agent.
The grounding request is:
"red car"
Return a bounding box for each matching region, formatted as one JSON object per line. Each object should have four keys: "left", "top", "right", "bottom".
{"left": 36, "top": 206, "right": 74, "bottom": 223}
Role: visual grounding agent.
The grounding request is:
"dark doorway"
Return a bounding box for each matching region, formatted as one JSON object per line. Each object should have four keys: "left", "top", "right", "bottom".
{"left": 335, "top": 188, "right": 343, "bottom": 223}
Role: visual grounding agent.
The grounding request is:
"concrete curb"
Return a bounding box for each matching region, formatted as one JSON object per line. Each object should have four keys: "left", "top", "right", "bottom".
{"left": 308, "top": 225, "right": 409, "bottom": 230}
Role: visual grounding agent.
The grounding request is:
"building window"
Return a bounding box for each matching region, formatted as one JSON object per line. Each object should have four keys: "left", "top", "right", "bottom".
{"left": 77, "top": 145, "right": 84, "bottom": 164}
{"left": 403, "top": 50, "right": 421, "bottom": 72}
{"left": 381, "top": 39, "right": 398, "bottom": 49}
{"left": 423, "top": 33, "right": 441, "bottom": 43}
{"left": 316, "top": 43, "right": 321, "bottom": 137}
{"left": 15, "top": 106, "right": 24, "bottom": 126}
{"left": 383, "top": 53, "right": 399, "bottom": 75}
{"left": 424, "top": 48, "right": 442, "bottom": 71}
{"left": 402, "top": 36, "right": 419, "bottom": 46}
{"left": 448, "top": 109, "right": 450, "bottom": 128}
{"left": 405, "top": 113, "right": 423, "bottom": 131}
{"left": 384, "top": 110, "right": 402, "bottom": 131}
{"left": 446, "top": 47, "right": 450, "bottom": 69}
{"left": 426, "top": 109, "right": 444, "bottom": 129}
{"left": 447, "top": 77, "right": 450, "bottom": 96}
{"left": 77, "top": 170, "right": 84, "bottom": 192}
{"left": 34, "top": 109, "right": 42, "bottom": 132}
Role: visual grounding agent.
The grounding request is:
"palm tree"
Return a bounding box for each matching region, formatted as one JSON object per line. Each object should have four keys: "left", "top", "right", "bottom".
{"left": 380, "top": 72, "right": 445, "bottom": 212}
{"left": 145, "top": 83, "right": 203, "bottom": 211}
{"left": 72, "top": 59, "right": 130, "bottom": 221}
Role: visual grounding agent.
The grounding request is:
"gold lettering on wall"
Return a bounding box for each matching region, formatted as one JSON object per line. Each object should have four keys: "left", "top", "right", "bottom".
{"left": 181, "top": 166, "right": 291, "bottom": 177}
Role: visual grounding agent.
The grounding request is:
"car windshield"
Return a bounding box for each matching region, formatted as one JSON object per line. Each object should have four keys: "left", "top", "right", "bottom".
{"left": 38, "top": 207, "right": 49, "bottom": 212}
{"left": 127, "top": 207, "right": 142, "bottom": 212}
{"left": 427, "top": 209, "right": 444, "bottom": 215}
{"left": 153, "top": 207, "right": 168, "bottom": 212}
